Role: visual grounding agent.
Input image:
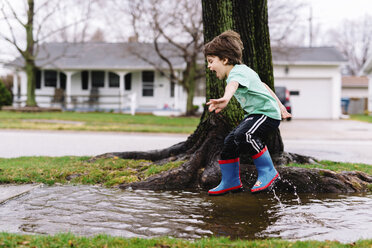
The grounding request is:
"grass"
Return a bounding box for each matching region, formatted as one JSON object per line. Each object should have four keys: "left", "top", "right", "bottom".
{"left": 350, "top": 114, "right": 372, "bottom": 123}
{"left": 0, "top": 156, "right": 370, "bottom": 188}
{"left": 0, "top": 233, "right": 371, "bottom": 248}
{"left": 0, "top": 156, "right": 184, "bottom": 187}
{"left": 286, "top": 160, "right": 372, "bottom": 175}
{"left": 0, "top": 111, "right": 200, "bottom": 133}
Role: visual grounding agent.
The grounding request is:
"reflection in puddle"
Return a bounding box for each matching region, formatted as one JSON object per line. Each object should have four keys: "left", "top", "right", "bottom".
{"left": 0, "top": 185, "right": 371, "bottom": 242}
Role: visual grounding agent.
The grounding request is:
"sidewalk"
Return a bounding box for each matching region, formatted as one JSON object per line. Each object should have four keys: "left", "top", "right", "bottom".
{"left": 0, "top": 184, "right": 41, "bottom": 204}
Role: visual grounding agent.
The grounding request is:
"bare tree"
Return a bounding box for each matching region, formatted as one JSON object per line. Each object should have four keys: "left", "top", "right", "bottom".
{"left": 89, "top": 28, "right": 105, "bottom": 42}
{"left": 0, "top": 0, "right": 100, "bottom": 107}
{"left": 108, "top": 0, "right": 205, "bottom": 115}
{"left": 327, "top": 15, "right": 372, "bottom": 75}
{"left": 267, "top": 0, "right": 307, "bottom": 47}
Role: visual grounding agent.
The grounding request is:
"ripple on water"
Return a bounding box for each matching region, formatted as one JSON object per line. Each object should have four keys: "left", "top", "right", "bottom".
{"left": 0, "top": 185, "right": 371, "bottom": 242}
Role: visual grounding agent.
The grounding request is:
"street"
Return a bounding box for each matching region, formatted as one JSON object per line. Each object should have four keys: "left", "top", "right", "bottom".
{"left": 1, "top": 119, "right": 372, "bottom": 164}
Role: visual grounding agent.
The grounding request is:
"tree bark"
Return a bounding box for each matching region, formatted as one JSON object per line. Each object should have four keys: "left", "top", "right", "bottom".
{"left": 25, "top": 0, "right": 37, "bottom": 107}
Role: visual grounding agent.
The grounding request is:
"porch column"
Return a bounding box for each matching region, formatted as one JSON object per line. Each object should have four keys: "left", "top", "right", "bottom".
{"left": 65, "top": 71, "right": 73, "bottom": 109}
{"left": 20, "top": 71, "right": 27, "bottom": 106}
{"left": 118, "top": 72, "right": 127, "bottom": 113}
{"left": 174, "top": 83, "right": 182, "bottom": 111}
{"left": 12, "top": 72, "right": 19, "bottom": 106}
{"left": 368, "top": 76, "right": 372, "bottom": 114}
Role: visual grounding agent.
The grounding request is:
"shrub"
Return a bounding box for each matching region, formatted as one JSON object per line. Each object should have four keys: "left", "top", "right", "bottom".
{"left": 0, "top": 80, "right": 12, "bottom": 108}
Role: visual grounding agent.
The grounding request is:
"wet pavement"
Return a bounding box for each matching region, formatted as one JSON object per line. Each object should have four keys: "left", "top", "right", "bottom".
{"left": 279, "top": 119, "right": 372, "bottom": 164}
{"left": 0, "top": 184, "right": 41, "bottom": 204}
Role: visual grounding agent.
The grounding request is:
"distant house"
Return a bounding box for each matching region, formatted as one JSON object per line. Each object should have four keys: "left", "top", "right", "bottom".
{"left": 7, "top": 43, "right": 346, "bottom": 119}
{"left": 271, "top": 47, "right": 346, "bottom": 119}
{"left": 341, "top": 76, "right": 369, "bottom": 114}
{"left": 7, "top": 42, "right": 193, "bottom": 114}
{"left": 361, "top": 58, "right": 372, "bottom": 114}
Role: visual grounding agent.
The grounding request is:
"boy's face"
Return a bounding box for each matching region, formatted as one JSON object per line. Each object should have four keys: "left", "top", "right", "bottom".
{"left": 206, "top": 55, "right": 230, "bottom": 80}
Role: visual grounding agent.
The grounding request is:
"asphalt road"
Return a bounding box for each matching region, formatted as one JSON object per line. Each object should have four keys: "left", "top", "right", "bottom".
{"left": 1, "top": 119, "right": 372, "bottom": 164}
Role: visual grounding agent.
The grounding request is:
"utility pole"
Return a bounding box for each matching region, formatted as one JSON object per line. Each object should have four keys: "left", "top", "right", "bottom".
{"left": 308, "top": 6, "right": 313, "bottom": 47}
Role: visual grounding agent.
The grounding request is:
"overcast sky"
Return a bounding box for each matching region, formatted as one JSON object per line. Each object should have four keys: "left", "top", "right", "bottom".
{"left": 308, "top": 0, "right": 372, "bottom": 28}
{"left": 1, "top": 0, "right": 372, "bottom": 76}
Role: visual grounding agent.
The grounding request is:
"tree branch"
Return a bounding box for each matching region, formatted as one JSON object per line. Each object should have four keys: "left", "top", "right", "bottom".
{"left": 3, "top": 0, "right": 26, "bottom": 27}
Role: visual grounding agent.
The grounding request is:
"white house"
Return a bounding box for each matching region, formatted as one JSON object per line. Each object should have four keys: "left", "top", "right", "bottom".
{"left": 8, "top": 42, "right": 191, "bottom": 114}
{"left": 7, "top": 43, "right": 346, "bottom": 119}
{"left": 272, "top": 47, "right": 346, "bottom": 119}
{"left": 340, "top": 76, "right": 369, "bottom": 114}
{"left": 361, "top": 58, "right": 372, "bottom": 114}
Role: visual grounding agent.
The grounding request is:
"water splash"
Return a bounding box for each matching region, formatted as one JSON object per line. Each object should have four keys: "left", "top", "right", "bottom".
{"left": 272, "top": 188, "right": 284, "bottom": 210}
{"left": 281, "top": 179, "right": 301, "bottom": 204}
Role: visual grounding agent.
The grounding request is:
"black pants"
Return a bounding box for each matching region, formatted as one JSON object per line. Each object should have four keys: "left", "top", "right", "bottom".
{"left": 220, "top": 114, "right": 280, "bottom": 160}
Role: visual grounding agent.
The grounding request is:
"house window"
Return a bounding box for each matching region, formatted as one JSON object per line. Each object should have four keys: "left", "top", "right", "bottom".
{"left": 36, "top": 70, "right": 41, "bottom": 89}
{"left": 60, "top": 72, "right": 66, "bottom": 90}
{"left": 142, "top": 71, "right": 154, "bottom": 97}
{"left": 45, "top": 70, "right": 57, "bottom": 87}
{"left": 92, "top": 70, "right": 104, "bottom": 88}
{"left": 170, "top": 82, "right": 175, "bottom": 97}
{"left": 109, "top": 72, "right": 119, "bottom": 88}
{"left": 125, "top": 73, "right": 132, "bottom": 90}
{"left": 82, "top": 71, "right": 89, "bottom": 90}
{"left": 290, "top": 91, "right": 300, "bottom": 96}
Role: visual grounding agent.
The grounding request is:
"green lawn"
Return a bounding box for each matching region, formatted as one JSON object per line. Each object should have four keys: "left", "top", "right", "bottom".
{"left": 350, "top": 114, "right": 372, "bottom": 123}
{"left": 0, "top": 156, "right": 184, "bottom": 187}
{"left": 0, "top": 233, "right": 370, "bottom": 248}
{"left": 286, "top": 160, "right": 372, "bottom": 175}
{"left": 0, "top": 111, "right": 200, "bottom": 133}
{"left": 0, "top": 156, "right": 370, "bottom": 188}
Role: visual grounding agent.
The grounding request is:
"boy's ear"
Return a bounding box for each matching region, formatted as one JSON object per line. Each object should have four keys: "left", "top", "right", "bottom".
{"left": 222, "top": 58, "right": 229, "bottom": 65}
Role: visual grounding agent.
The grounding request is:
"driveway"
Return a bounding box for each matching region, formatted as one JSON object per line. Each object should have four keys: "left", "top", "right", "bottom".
{"left": 0, "top": 119, "right": 371, "bottom": 164}
{"left": 279, "top": 119, "right": 372, "bottom": 164}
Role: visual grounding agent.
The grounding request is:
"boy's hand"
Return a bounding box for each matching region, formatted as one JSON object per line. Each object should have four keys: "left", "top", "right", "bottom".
{"left": 280, "top": 105, "right": 292, "bottom": 119}
{"left": 206, "top": 98, "right": 229, "bottom": 113}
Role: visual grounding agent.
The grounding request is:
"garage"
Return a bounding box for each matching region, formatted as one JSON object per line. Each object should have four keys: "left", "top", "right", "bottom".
{"left": 272, "top": 47, "right": 346, "bottom": 119}
{"left": 274, "top": 78, "right": 333, "bottom": 119}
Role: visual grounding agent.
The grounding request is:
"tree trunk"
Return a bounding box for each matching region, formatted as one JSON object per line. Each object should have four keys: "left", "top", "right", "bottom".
{"left": 25, "top": 0, "right": 37, "bottom": 107}
{"left": 184, "top": 59, "right": 197, "bottom": 116}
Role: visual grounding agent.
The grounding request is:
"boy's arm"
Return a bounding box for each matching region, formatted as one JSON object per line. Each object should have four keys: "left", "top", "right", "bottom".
{"left": 206, "top": 81, "right": 239, "bottom": 113}
{"left": 262, "top": 83, "right": 292, "bottom": 119}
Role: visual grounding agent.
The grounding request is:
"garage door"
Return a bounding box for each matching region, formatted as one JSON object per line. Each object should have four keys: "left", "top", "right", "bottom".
{"left": 275, "top": 78, "right": 333, "bottom": 119}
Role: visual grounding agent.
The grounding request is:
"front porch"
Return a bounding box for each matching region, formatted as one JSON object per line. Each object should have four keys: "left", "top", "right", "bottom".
{"left": 11, "top": 69, "right": 166, "bottom": 115}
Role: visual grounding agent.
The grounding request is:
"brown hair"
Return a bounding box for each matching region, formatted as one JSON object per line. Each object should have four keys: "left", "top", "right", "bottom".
{"left": 204, "top": 30, "right": 244, "bottom": 65}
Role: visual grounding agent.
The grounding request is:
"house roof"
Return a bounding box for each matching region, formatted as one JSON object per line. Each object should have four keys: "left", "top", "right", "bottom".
{"left": 6, "top": 43, "right": 346, "bottom": 70}
{"left": 6, "top": 42, "right": 188, "bottom": 71}
{"left": 342, "top": 76, "right": 369, "bottom": 88}
{"left": 271, "top": 47, "right": 347, "bottom": 65}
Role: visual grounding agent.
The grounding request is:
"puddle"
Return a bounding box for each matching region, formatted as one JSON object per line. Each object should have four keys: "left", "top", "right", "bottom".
{"left": 0, "top": 185, "right": 371, "bottom": 242}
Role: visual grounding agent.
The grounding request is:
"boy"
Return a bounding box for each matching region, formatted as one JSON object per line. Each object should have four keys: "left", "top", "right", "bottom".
{"left": 204, "top": 30, "right": 291, "bottom": 195}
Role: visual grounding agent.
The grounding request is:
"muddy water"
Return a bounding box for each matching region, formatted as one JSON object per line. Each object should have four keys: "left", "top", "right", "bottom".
{"left": 0, "top": 185, "right": 371, "bottom": 242}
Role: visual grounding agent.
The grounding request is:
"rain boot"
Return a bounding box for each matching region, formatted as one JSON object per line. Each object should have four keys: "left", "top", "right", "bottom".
{"left": 208, "top": 158, "right": 243, "bottom": 196}
{"left": 251, "top": 146, "right": 279, "bottom": 193}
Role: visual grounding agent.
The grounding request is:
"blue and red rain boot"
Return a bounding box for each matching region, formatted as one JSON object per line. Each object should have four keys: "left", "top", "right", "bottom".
{"left": 208, "top": 158, "right": 243, "bottom": 196}
{"left": 251, "top": 146, "right": 280, "bottom": 193}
